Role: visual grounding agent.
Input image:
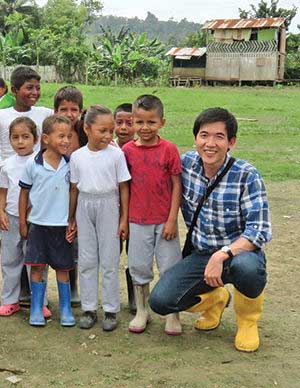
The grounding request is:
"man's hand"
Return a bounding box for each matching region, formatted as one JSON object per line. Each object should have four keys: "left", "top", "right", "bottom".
{"left": 0, "top": 210, "right": 9, "bottom": 231}
{"left": 162, "top": 220, "right": 177, "bottom": 240}
{"left": 204, "top": 250, "right": 228, "bottom": 287}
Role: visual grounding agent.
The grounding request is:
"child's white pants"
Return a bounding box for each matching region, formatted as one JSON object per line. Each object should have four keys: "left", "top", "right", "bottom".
{"left": 76, "top": 192, "right": 120, "bottom": 313}
{"left": 128, "top": 222, "right": 182, "bottom": 285}
{"left": 1, "top": 215, "right": 25, "bottom": 305}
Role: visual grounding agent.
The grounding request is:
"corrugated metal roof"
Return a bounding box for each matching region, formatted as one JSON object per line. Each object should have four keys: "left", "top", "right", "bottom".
{"left": 202, "top": 17, "right": 285, "bottom": 30}
{"left": 165, "top": 47, "right": 207, "bottom": 57}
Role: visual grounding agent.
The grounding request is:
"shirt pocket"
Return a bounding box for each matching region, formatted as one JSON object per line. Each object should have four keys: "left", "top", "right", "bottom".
{"left": 211, "top": 203, "right": 241, "bottom": 234}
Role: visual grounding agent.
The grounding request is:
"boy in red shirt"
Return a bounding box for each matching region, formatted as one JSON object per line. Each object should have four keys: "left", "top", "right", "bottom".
{"left": 123, "top": 95, "right": 182, "bottom": 335}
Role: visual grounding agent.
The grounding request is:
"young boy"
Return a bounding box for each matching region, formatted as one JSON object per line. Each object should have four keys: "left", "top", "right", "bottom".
{"left": 19, "top": 115, "right": 76, "bottom": 327}
{"left": 113, "top": 103, "right": 136, "bottom": 314}
{"left": 54, "top": 85, "right": 87, "bottom": 153}
{"left": 54, "top": 86, "right": 85, "bottom": 307}
{"left": 114, "top": 103, "right": 135, "bottom": 148}
{"left": 0, "top": 66, "right": 52, "bottom": 167}
{"left": 0, "top": 66, "right": 53, "bottom": 311}
{"left": 122, "top": 95, "right": 182, "bottom": 335}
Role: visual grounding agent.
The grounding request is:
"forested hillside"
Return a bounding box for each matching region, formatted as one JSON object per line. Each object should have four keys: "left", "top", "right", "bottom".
{"left": 90, "top": 11, "right": 202, "bottom": 45}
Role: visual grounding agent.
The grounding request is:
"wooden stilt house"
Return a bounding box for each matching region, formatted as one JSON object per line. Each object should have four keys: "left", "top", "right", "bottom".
{"left": 202, "top": 17, "right": 286, "bottom": 83}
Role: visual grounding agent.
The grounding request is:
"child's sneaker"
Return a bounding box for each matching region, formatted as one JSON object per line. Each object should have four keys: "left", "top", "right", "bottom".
{"left": 0, "top": 303, "right": 20, "bottom": 316}
{"left": 79, "top": 311, "right": 97, "bottom": 329}
{"left": 102, "top": 312, "right": 117, "bottom": 331}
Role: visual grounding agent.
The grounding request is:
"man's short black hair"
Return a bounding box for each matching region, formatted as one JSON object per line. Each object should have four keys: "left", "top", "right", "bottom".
{"left": 54, "top": 86, "right": 83, "bottom": 111}
{"left": 10, "top": 66, "right": 41, "bottom": 90}
{"left": 193, "top": 107, "right": 238, "bottom": 140}
{"left": 133, "top": 95, "right": 164, "bottom": 118}
{"left": 114, "top": 103, "right": 132, "bottom": 117}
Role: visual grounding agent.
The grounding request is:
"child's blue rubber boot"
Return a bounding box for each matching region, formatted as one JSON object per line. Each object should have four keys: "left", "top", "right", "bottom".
{"left": 29, "top": 281, "right": 46, "bottom": 326}
{"left": 57, "top": 281, "right": 76, "bottom": 327}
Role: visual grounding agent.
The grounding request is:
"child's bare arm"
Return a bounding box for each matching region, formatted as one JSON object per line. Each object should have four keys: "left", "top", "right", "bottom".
{"left": 19, "top": 188, "right": 29, "bottom": 238}
{"left": 0, "top": 188, "right": 9, "bottom": 231}
{"left": 162, "top": 174, "right": 182, "bottom": 240}
{"left": 66, "top": 183, "right": 78, "bottom": 242}
{"left": 118, "top": 181, "right": 129, "bottom": 240}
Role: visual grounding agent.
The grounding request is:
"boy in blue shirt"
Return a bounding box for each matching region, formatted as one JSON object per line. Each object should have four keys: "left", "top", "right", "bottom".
{"left": 19, "top": 115, "right": 76, "bottom": 327}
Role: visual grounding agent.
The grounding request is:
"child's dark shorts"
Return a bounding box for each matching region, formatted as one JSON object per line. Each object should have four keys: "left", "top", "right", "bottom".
{"left": 25, "top": 224, "right": 74, "bottom": 271}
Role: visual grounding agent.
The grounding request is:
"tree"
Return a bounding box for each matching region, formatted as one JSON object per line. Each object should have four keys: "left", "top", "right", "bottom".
{"left": 285, "top": 32, "right": 300, "bottom": 79}
{"left": 90, "top": 27, "right": 167, "bottom": 85}
{"left": 0, "top": 0, "right": 40, "bottom": 35}
{"left": 180, "top": 30, "right": 206, "bottom": 47}
{"left": 239, "top": 0, "right": 297, "bottom": 29}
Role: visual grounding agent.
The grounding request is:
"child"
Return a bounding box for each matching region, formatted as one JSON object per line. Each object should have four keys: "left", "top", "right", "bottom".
{"left": 69, "top": 105, "right": 131, "bottom": 331}
{"left": 0, "top": 78, "right": 15, "bottom": 109}
{"left": 0, "top": 66, "right": 52, "bottom": 166}
{"left": 54, "top": 85, "right": 86, "bottom": 307}
{"left": 0, "top": 66, "right": 53, "bottom": 308}
{"left": 114, "top": 103, "right": 135, "bottom": 148}
{"left": 113, "top": 103, "right": 136, "bottom": 314}
{"left": 54, "top": 85, "right": 88, "bottom": 153}
{"left": 0, "top": 117, "right": 37, "bottom": 316}
{"left": 19, "top": 115, "right": 76, "bottom": 327}
{"left": 122, "top": 94, "right": 182, "bottom": 335}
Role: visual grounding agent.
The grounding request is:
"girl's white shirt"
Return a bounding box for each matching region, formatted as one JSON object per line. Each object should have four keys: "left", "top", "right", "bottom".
{"left": 70, "top": 144, "right": 130, "bottom": 195}
{"left": 0, "top": 152, "right": 36, "bottom": 216}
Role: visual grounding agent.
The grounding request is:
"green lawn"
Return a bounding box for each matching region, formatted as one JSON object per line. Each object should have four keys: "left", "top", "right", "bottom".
{"left": 39, "top": 84, "right": 300, "bottom": 181}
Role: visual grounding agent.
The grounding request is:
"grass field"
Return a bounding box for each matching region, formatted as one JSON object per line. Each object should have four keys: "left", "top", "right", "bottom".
{"left": 38, "top": 83, "right": 300, "bottom": 181}
{"left": 0, "top": 85, "right": 300, "bottom": 388}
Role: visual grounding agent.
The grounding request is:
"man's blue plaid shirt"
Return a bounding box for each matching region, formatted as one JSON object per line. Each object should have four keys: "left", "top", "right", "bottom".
{"left": 181, "top": 151, "right": 272, "bottom": 252}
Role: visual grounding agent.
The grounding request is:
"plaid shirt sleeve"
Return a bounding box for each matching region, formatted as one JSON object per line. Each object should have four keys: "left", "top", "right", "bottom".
{"left": 240, "top": 170, "right": 272, "bottom": 248}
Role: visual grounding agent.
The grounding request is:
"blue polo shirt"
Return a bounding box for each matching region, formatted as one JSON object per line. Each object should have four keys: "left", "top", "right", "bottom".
{"left": 19, "top": 151, "right": 70, "bottom": 226}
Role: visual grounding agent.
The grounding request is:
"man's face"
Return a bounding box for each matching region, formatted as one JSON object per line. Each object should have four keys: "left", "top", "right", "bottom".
{"left": 195, "top": 121, "right": 236, "bottom": 175}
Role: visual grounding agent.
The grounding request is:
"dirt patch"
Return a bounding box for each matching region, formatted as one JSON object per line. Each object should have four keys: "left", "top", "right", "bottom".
{"left": 0, "top": 181, "right": 299, "bottom": 388}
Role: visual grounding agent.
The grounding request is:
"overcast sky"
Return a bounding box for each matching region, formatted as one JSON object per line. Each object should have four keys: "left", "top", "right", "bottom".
{"left": 101, "top": 0, "right": 300, "bottom": 32}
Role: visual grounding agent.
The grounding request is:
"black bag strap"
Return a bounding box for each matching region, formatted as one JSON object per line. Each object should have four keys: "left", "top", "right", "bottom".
{"left": 186, "top": 157, "right": 236, "bottom": 240}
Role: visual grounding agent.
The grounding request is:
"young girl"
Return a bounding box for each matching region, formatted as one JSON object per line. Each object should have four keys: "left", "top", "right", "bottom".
{"left": 0, "top": 117, "right": 37, "bottom": 316}
{"left": 69, "top": 105, "right": 131, "bottom": 331}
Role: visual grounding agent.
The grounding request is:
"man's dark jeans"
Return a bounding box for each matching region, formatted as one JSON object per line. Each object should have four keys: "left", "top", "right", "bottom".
{"left": 149, "top": 249, "right": 267, "bottom": 315}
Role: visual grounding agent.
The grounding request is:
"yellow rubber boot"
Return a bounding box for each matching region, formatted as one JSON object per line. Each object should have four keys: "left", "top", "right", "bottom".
{"left": 234, "top": 288, "right": 264, "bottom": 352}
{"left": 187, "top": 287, "right": 231, "bottom": 330}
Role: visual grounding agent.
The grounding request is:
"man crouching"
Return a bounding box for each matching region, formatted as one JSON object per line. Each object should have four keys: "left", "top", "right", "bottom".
{"left": 149, "top": 107, "right": 272, "bottom": 352}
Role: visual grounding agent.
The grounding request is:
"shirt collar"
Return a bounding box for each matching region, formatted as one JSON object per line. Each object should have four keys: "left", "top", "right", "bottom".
{"left": 34, "top": 150, "right": 69, "bottom": 165}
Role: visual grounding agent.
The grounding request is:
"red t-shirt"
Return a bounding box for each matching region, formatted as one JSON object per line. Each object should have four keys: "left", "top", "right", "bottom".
{"left": 123, "top": 137, "right": 182, "bottom": 224}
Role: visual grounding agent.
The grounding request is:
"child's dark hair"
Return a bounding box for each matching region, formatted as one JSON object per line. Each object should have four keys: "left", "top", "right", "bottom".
{"left": 9, "top": 117, "right": 38, "bottom": 141}
{"left": 10, "top": 66, "right": 41, "bottom": 90}
{"left": 42, "top": 115, "right": 72, "bottom": 135}
{"left": 0, "top": 78, "right": 7, "bottom": 92}
{"left": 133, "top": 95, "right": 164, "bottom": 118}
{"left": 54, "top": 86, "right": 83, "bottom": 111}
{"left": 84, "top": 105, "right": 112, "bottom": 126}
{"left": 193, "top": 107, "right": 238, "bottom": 140}
{"left": 114, "top": 103, "right": 132, "bottom": 117}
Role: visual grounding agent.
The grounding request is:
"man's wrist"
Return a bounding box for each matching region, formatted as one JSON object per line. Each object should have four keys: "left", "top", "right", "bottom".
{"left": 220, "top": 245, "right": 234, "bottom": 259}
